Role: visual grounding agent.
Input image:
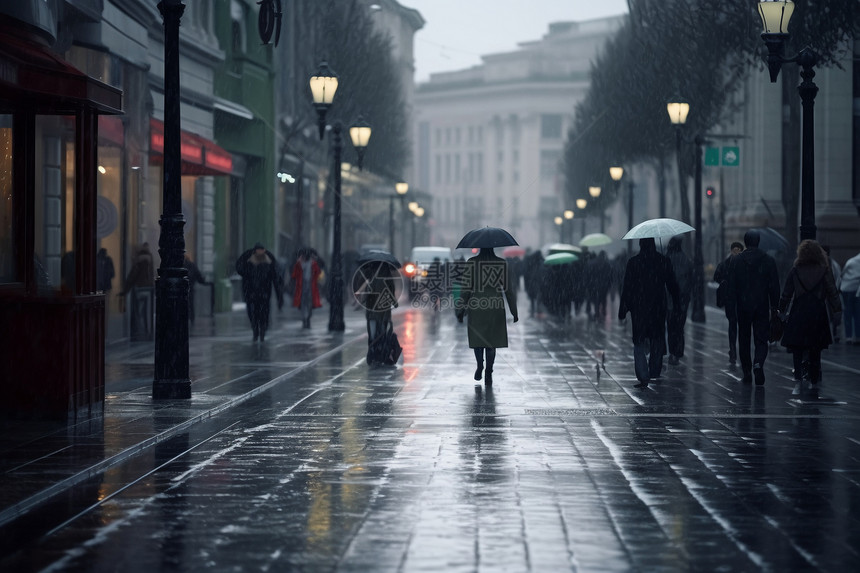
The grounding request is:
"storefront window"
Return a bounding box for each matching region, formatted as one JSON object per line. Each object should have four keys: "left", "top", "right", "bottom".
{"left": 0, "top": 114, "right": 14, "bottom": 285}
{"left": 34, "top": 115, "right": 75, "bottom": 292}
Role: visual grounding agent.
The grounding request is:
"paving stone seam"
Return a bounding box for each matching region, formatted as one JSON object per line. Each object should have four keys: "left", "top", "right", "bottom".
{"left": 0, "top": 331, "right": 368, "bottom": 528}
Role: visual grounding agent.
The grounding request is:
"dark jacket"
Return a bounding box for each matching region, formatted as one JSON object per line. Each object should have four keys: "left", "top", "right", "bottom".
{"left": 456, "top": 249, "right": 518, "bottom": 349}
{"left": 236, "top": 249, "right": 283, "bottom": 308}
{"left": 666, "top": 238, "right": 693, "bottom": 309}
{"left": 727, "top": 247, "right": 780, "bottom": 315}
{"left": 619, "top": 245, "right": 680, "bottom": 344}
{"left": 778, "top": 263, "right": 841, "bottom": 350}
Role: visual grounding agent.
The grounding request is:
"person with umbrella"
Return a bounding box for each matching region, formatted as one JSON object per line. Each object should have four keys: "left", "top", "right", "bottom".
{"left": 236, "top": 242, "right": 283, "bottom": 342}
{"left": 454, "top": 228, "right": 519, "bottom": 387}
{"left": 618, "top": 238, "right": 681, "bottom": 388}
{"left": 353, "top": 251, "right": 402, "bottom": 366}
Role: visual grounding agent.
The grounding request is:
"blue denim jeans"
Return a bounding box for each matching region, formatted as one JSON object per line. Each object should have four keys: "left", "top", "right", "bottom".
{"left": 634, "top": 337, "right": 665, "bottom": 382}
{"left": 843, "top": 292, "right": 860, "bottom": 339}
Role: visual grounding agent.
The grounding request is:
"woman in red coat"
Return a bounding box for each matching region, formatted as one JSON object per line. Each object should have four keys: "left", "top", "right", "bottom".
{"left": 292, "top": 248, "right": 322, "bottom": 328}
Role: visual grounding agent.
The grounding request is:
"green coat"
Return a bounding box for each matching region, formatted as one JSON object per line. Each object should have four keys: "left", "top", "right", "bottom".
{"left": 456, "top": 250, "right": 518, "bottom": 348}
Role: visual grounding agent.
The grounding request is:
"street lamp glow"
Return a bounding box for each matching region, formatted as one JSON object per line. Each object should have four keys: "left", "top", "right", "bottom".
{"left": 667, "top": 99, "right": 690, "bottom": 125}
{"left": 576, "top": 198, "right": 587, "bottom": 209}
{"left": 758, "top": 0, "right": 794, "bottom": 34}
{"left": 588, "top": 186, "right": 601, "bottom": 198}
{"left": 349, "top": 116, "right": 372, "bottom": 170}
{"left": 408, "top": 201, "right": 419, "bottom": 212}
{"left": 415, "top": 207, "right": 425, "bottom": 217}
{"left": 309, "top": 61, "right": 338, "bottom": 140}
{"left": 395, "top": 182, "right": 409, "bottom": 195}
{"left": 554, "top": 216, "right": 563, "bottom": 225}
{"left": 609, "top": 166, "right": 624, "bottom": 181}
{"left": 563, "top": 209, "right": 574, "bottom": 220}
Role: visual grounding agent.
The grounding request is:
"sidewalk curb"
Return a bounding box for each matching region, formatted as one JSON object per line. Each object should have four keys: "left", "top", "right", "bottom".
{"left": 0, "top": 330, "right": 367, "bottom": 528}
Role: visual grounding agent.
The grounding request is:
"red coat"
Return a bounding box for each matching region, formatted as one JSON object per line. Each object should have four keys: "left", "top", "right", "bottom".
{"left": 291, "top": 259, "right": 322, "bottom": 308}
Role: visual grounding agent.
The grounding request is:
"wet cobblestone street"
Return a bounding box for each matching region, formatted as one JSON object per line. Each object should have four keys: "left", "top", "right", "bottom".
{"left": 2, "top": 302, "right": 860, "bottom": 572}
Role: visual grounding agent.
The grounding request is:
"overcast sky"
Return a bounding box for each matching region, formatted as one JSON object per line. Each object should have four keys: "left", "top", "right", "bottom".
{"left": 404, "top": 0, "right": 630, "bottom": 83}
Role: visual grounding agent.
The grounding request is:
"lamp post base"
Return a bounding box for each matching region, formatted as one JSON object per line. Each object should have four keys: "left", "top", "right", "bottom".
{"left": 153, "top": 380, "right": 192, "bottom": 400}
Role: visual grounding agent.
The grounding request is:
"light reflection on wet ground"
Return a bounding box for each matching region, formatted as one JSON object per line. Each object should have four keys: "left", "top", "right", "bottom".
{"left": 2, "top": 303, "right": 860, "bottom": 571}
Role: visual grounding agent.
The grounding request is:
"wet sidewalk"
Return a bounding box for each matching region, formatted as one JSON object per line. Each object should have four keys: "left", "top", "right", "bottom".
{"left": 2, "top": 299, "right": 860, "bottom": 571}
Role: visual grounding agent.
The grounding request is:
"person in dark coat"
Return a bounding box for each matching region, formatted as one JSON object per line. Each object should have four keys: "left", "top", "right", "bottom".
{"left": 455, "top": 248, "right": 518, "bottom": 387}
{"left": 778, "top": 240, "right": 842, "bottom": 396}
{"left": 727, "top": 229, "right": 781, "bottom": 385}
{"left": 354, "top": 261, "right": 400, "bottom": 365}
{"left": 96, "top": 248, "right": 115, "bottom": 294}
{"left": 586, "top": 251, "right": 613, "bottom": 321}
{"left": 523, "top": 250, "right": 544, "bottom": 317}
{"left": 713, "top": 242, "right": 744, "bottom": 366}
{"left": 291, "top": 247, "right": 322, "bottom": 328}
{"left": 618, "top": 238, "right": 681, "bottom": 388}
{"left": 236, "top": 242, "right": 283, "bottom": 342}
{"left": 665, "top": 236, "right": 693, "bottom": 364}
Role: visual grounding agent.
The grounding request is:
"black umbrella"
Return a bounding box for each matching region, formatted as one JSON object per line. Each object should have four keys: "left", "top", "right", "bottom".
{"left": 356, "top": 249, "right": 401, "bottom": 269}
{"left": 751, "top": 227, "right": 790, "bottom": 255}
{"left": 456, "top": 227, "right": 518, "bottom": 249}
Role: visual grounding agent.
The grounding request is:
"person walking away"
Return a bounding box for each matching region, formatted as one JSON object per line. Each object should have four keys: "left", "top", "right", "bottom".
{"left": 778, "top": 240, "right": 842, "bottom": 396}
{"left": 665, "top": 236, "right": 693, "bottom": 365}
{"left": 822, "top": 245, "right": 843, "bottom": 342}
{"left": 355, "top": 261, "right": 401, "bottom": 365}
{"left": 184, "top": 255, "right": 211, "bottom": 325}
{"left": 713, "top": 242, "right": 744, "bottom": 366}
{"left": 523, "top": 250, "right": 544, "bottom": 318}
{"left": 291, "top": 247, "right": 322, "bottom": 328}
{"left": 236, "top": 242, "right": 283, "bottom": 342}
{"left": 837, "top": 250, "right": 860, "bottom": 344}
{"left": 586, "top": 251, "right": 613, "bottom": 321}
{"left": 618, "top": 238, "right": 681, "bottom": 388}
{"left": 455, "top": 247, "right": 518, "bottom": 387}
{"left": 118, "top": 243, "right": 155, "bottom": 340}
{"left": 96, "top": 248, "right": 115, "bottom": 294}
{"left": 727, "top": 230, "right": 781, "bottom": 385}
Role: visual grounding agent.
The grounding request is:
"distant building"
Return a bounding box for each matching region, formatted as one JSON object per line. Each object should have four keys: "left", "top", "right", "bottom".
{"left": 413, "top": 17, "right": 624, "bottom": 249}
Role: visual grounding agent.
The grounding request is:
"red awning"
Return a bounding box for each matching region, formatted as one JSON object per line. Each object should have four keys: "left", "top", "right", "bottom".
{"left": 0, "top": 29, "right": 121, "bottom": 114}
{"left": 149, "top": 118, "right": 233, "bottom": 176}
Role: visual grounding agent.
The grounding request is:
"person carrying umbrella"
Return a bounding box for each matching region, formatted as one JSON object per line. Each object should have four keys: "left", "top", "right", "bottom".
{"left": 618, "top": 238, "right": 681, "bottom": 388}
{"left": 454, "top": 228, "right": 519, "bottom": 387}
{"left": 236, "top": 242, "right": 283, "bottom": 342}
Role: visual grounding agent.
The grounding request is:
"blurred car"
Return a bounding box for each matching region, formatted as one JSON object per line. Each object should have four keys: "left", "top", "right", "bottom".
{"left": 403, "top": 246, "right": 453, "bottom": 301}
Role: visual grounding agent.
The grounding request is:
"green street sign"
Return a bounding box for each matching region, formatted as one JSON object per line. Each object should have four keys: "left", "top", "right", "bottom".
{"left": 704, "top": 147, "right": 720, "bottom": 166}
{"left": 722, "top": 146, "right": 740, "bottom": 167}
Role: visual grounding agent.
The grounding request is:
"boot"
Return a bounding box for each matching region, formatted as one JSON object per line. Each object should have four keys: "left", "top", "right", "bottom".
{"left": 485, "top": 350, "right": 495, "bottom": 387}
{"left": 474, "top": 348, "right": 483, "bottom": 380}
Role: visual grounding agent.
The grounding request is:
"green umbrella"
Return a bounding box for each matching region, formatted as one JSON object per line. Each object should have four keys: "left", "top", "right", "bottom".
{"left": 579, "top": 233, "right": 613, "bottom": 248}
{"left": 543, "top": 252, "right": 578, "bottom": 266}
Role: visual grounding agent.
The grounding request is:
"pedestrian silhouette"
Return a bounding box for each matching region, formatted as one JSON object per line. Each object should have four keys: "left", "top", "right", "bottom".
{"left": 354, "top": 261, "right": 401, "bottom": 366}
{"left": 455, "top": 247, "right": 518, "bottom": 387}
{"left": 727, "top": 230, "right": 780, "bottom": 385}
{"left": 665, "top": 236, "right": 693, "bottom": 364}
{"left": 837, "top": 249, "right": 860, "bottom": 344}
{"left": 618, "top": 238, "right": 680, "bottom": 388}
{"left": 523, "top": 250, "right": 544, "bottom": 317}
{"left": 713, "top": 241, "right": 744, "bottom": 366}
{"left": 291, "top": 247, "right": 322, "bottom": 329}
{"left": 96, "top": 248, "right": 115, "bottom": 294}
{"left": 119, "top": 243, "right": 155, "bottom": 340}
{"left": 236, "top": 242, "right": 283, "bottom": 342}
{"left": 778, "top": 240, "right": 842, "bottom": 397}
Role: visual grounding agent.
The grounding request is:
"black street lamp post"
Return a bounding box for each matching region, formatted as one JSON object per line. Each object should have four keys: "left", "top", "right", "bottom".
{"left": 392, "top": 182, "right": 408, "bottom": 258}
{"left": 153, "top": 0, "right": 191, "bottom": 399}
{"left": 610, "top": 166, "right": 630, "bottom": 255}
{"left": 691, "top": 135, "right": 705, "bottom": 323}
{"left": 309, "top": 63, "right": 371, "bottom": 332}
{"left": 758, "top": 0, "right": 818, "bottom": 240}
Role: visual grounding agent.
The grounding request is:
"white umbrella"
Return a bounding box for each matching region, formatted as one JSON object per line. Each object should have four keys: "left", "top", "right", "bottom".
{"left": 622, "top": 218, "right": 695, "bottom": 240}
{"left": 579, "top": 233, "right": 613, "bottom": 248}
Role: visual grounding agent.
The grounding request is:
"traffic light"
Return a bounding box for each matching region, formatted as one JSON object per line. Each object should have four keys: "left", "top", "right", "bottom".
{"left": 706, "top": 186, "right": 716, "bottom": 199}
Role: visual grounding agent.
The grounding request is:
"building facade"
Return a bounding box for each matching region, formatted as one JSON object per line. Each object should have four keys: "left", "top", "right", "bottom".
{"left": 413, "top": 17, "right": 624, "bottom": 250}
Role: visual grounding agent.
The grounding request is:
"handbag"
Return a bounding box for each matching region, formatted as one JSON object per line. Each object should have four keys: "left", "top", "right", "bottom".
{"left": 769, "top": 311, "right": 785, "bottom": 343}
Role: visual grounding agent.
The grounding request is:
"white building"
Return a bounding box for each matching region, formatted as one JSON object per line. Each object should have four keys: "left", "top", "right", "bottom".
{"left": 413, "top": 17, "right": 624, "bottom": 249}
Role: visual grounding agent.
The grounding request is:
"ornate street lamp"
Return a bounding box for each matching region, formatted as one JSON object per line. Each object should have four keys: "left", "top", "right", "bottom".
{"left": 349, "top": 115, "right": 372, "bottom": 170}
{"left": 757, "top": 0, "right": 818, "bottom": 241}
{"left": 576, "top": 198, "right": 587, "bottom": 210}
{"left": 611, "top": 166, "right": 635, "bottom": 256}
{"left": 588, "top": 185, "right": 601, "bottom": 198}
{"left": 391, "top": 181, "right": 408, "bottom": 258}
{"left": 555, "top": 216, "right": 564, "bottom": 242}
{"left": 563, "top": 209, "right": 574, "bottom": 243}
{"left": 309, "top": 61, "right": 338, "bottom": 140}
{"left": 308, "top": 62, "right": 371, "bottom": 332}
{"left": 154, "top": 0, "right": 191, "bottom": 400}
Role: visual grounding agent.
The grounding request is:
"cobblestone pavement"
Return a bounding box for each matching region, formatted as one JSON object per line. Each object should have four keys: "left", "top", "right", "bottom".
{"left": 2, "top": 301, "right": 860, "bottom": 572}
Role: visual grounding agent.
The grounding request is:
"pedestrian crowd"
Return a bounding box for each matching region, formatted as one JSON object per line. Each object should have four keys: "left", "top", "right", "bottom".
{"left": 228, "top": 228, "right": 858, "bottom": 399}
